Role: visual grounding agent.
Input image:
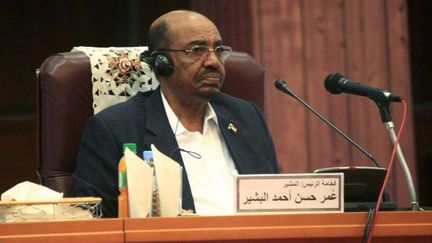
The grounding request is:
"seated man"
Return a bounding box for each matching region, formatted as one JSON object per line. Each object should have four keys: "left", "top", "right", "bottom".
{"left": 72, "top": 10, "right": 279, "bottom": 217}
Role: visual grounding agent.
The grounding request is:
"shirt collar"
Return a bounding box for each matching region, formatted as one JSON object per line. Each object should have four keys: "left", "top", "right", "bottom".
{"left": 161, "top": 90, "right": 218, "bottom": 135}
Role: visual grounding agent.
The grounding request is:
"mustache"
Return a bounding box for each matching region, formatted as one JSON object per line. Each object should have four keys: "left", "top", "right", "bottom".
{"left": 197, "top": 70, "right": 223, "bottom": 80}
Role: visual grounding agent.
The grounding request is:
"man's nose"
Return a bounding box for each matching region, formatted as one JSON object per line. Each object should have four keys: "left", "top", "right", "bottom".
{"left": 203, "top": 50, "right": 223, "bottom": 69}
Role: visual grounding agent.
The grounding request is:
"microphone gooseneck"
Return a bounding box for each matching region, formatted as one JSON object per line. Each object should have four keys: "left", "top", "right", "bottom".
{"left": 274, "top": 79, "right": 381, "bottom": 167}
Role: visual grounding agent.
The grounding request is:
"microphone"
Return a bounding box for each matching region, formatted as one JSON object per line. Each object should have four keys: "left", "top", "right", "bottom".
{"left": 275, "top": 79, "right": 381, "bottom": 167}
{"left": 324, "top": 73, "right": 402, "bottom": 102}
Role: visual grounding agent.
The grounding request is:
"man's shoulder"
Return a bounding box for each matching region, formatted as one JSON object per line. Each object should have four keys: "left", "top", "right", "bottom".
{"left": 214, "top": 92, "right": 247, "bottom": 104}
{"left": 212, "top": 92, "right": 257, "bottom": 110}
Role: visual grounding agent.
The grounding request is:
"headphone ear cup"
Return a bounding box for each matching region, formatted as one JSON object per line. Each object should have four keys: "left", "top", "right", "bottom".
{"left": 151, "top": 51, "right": 174, "bottom": 77}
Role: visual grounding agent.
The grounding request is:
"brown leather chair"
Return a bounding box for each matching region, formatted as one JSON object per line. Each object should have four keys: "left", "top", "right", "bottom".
{"left": 36, "top": 50, "right": 265, "bottom": 196}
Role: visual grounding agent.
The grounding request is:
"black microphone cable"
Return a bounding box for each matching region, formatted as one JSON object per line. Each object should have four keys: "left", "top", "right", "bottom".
{"left": 168, "top": 116, "right": 202, "bottom": 160}
{"left": 362, "top": 207, "right": 376, "bottom": 243}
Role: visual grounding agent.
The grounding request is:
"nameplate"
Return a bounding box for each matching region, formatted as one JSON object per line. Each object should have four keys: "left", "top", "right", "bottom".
{"left": 235, "top": 173, "right": 344, "bottom": 213}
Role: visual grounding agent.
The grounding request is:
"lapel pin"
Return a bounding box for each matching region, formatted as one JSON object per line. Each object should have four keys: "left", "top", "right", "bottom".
{"left": 228, "top": 123, "right": 238, "bottom": 134}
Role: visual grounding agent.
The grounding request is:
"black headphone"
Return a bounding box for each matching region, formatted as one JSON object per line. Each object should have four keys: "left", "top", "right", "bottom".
{"left": 140, "top": 50, "right": 174, "bottom": 77}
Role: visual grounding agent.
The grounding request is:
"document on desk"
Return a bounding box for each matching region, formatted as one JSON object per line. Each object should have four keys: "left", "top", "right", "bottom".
{"left": 236, "top": 173, "right": 344, "bottom": 213}
{"left": 151, "top": 144, "right": 182, "bottom": 217}
{"left": 125, "top": 149, "right": 153, "bottom": 218}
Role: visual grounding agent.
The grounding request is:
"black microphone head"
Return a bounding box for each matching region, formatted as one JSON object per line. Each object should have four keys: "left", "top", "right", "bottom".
{"left": 324, "top": 73, "right": 345, "bottom": 94}
{"left": 275, "top": 79, "right": 296, "bottom": 98}
{"left": 274, "top": 79, "right": 287, "bottom": 90}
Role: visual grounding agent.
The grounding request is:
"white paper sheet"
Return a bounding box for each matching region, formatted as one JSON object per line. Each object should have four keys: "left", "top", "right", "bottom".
{"left": 1, "top": 181, "right": 63, "bottom": 201}
{"left": 125, "top": 149, "right": 153, "bottom": 218}
{"left": 151, "top": 145, "right": 182, "bottom": 217}
{"left": 1, "top": 181, "right": 64, "bottom": 217}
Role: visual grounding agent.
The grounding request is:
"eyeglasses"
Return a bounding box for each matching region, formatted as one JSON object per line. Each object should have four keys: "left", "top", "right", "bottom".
{"left": 159, "top": 45, "right": 233, "bottom": 61}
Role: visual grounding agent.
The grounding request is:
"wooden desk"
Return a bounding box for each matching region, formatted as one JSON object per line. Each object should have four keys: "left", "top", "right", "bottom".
{"left": 124, "top": 211, "right": 432, "bottom": 242}
{"left": 1, "top": 211, "right": 431, "bottom": 242}
{"left": 0, "top": 218, "right": 124, "bottom": 242}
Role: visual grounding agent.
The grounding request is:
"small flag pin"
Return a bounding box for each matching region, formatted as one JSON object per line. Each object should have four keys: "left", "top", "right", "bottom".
{"left": 228, "top": 123, "right": 238, "bottom": 133}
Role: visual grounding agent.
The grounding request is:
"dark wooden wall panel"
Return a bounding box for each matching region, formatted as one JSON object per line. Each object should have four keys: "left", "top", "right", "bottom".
{"left": 254, "top": 0, "right": 310, "bottom": 173}
{"left": 189, "top": 0, "right": 255, "bottom": 55}
{"left": 1, "top": 0, "right": 421, "bottom": 208}
{"left": 385, "top": 0, "right": 417, "bottom": 205}
{"left": 344, "top": 0, "right": 371, "bottom": 166}
{"left": 194, "top": 0, "right": 417, "bottom": 207}
{"left": 344, "top": 0, "right": 400, "bottom": 198}
{"left": 0, "top": 0, "right": 188, "bottom": 195}
{"left": 408, "top": 0, "right": 432, "bottom": 207}
{"left": 302, "top": 0, "right": 350, "bottom": 171}
{"left": 0, "top": 119, "right": 38, "bottom": 191}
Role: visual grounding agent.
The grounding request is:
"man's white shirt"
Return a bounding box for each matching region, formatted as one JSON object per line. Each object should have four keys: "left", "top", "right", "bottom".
{"left": 161, "top": 91, "right": 238, "bottom": 215}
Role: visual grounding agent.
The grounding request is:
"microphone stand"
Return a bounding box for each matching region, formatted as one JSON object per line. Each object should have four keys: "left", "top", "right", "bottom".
{"left": 275, "top": 79, "right": 382, "bottom": 167}
{"left": 373, "top": 98, "right": 419, "bottom": 210}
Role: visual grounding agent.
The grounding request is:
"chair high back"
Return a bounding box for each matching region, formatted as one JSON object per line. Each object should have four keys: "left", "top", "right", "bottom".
{"left": 36, "top": 49, "right": 265, "bottom": 196}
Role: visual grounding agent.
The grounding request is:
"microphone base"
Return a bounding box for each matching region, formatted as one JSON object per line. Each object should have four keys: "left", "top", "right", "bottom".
{"left": 345, "top": 201, "right": 397, "bottom": 212}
